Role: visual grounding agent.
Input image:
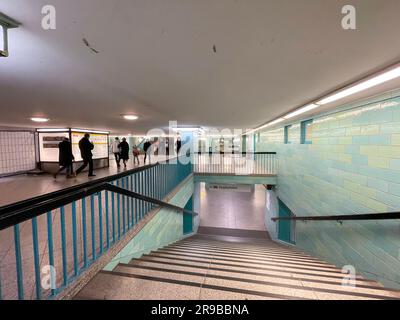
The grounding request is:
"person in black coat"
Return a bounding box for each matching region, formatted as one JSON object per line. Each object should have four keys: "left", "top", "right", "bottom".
{"left": 118, "top": 137, "right": 130, "bottom": 167}
{"left": 176, "top": 137, "right": 182, "bottom": 155}
{"left": 143, "top": 140, "right": 152, "bottom": 163}
{"left": 53, "top": 137, "right": 75, "bottom": 179}
{"left": 75, "top": 133, "right": 95, "bottom": 177}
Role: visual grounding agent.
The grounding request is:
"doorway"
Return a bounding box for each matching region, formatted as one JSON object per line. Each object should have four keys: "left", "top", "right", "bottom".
{"left": 278, "top": 199, "right": 296, "bottom": 244}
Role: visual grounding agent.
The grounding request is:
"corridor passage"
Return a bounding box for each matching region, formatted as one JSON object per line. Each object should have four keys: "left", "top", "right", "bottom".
{"left": 199, "top": 184, "right": 266, "bottom": 231}
{"left": 75, "top": 228, "right": 400, "bottom": 300}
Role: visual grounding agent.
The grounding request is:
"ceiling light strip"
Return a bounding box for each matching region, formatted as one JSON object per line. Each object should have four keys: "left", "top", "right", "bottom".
{"left": 244, "top": 62, "right": 400, "bottom": 136}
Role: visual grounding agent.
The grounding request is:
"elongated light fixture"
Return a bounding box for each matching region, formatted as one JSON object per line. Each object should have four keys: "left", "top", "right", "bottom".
{"left": 317, "top": 65, "right": 400, "bottom": 105}
{"left": 71, "top": 128, "right": 110, "bottom": 135}
{"left": 284, "top": 104, "right": 319, "bottom": 119}
{"left": 123, "top": 115, "right": 139, "bottom": 120}
{"left": 244, "top": 63, "right": 400, "bottom": 136}
{"left": 31, "top": 117, "right": 50, "bottom": 123}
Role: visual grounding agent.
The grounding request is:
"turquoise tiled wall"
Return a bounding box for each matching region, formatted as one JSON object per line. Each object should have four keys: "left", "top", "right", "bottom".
{"left": 257, "top": 91, "right": 400, "bottom": 289}
{"left": 104, "top": 176, "right": 194, "bottom": 271}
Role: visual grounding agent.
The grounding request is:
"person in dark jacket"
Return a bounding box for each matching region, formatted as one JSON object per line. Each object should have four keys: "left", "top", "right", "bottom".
{"left": 75, "top": 133, "right": 95, "bottom": 177}
{"left": 176, "top": 137, "right": 182, "bottom": 155}
{"left": 118, "top": 137, "right": 130, "bottom": 167}
{"left": 53, "top": 137, "right": 75, "bottom": 179}
{"left": 143, "top": 140, "right": 152, "bottom": 163}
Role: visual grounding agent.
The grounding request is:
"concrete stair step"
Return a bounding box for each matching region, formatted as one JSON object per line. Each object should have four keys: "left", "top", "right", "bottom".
{"left": 126, "top": 259, "right": 400, "bottom": 299}
{"left": 160, "top": 246, "right": 333, "bottom": 267}
{"left": 170, "top": 241, "right": 318, "bottom": 258}
{"left": 74, "top": 267, "right": 301, "bottom": 300}
{"left": 73, "top": 270, "right": 202, "bottom": 300}
{"left": 113, "top": 264, "right": 306, "bottom": 300}
{"left": 114, "top": 262, "right": 395, "bottom": 300}
{"left": 178, "top": 239, "right": 310, "bottom": 256}
{"left": 144, "top": 252, "right": 352, "bottom": 279}
{"left": 190, "top": 234, "right": 276, "bottom": 245}
{"left": 146, "top": 250, "right": 340, "bottom": 274}
{"left": 134, "top": 255, "right": 373, "bottom": 284}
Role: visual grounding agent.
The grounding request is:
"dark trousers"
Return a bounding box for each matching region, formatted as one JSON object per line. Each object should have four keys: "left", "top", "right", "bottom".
{"left": 56, "top": 163, "right": 73, "bottom": 176}
{"left": 144, "top": 150, "right": 151, "bottom": 163}
{"left": 76, "top": 157, "right": 94, "bottom": 176}
{"left": 114, "top": 152, "right": 121, "bottom": 166}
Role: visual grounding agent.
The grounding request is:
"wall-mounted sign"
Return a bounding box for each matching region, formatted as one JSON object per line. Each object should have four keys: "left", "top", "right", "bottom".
{"left": 71, "top": 132, "right": 108, "bottom": 161}
{"left": 206, "top": 183, "right": 253, "bottom": 192}
{"left": 37, "top": 128, "right": 109, "bottom": 162}
{"left": 38, "top": 132, "right": 69, "bottom": 162}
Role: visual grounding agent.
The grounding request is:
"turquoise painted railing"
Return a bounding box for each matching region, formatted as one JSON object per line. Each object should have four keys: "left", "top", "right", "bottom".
{"left": 0, "top": 156, "right": 192, "bottom": 300}
{"left": 194, "top": 152, "right": 277, "bottom": 175}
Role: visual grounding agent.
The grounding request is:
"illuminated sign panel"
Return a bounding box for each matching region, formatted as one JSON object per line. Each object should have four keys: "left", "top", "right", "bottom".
{"left": 71, "top": 132, "right": 109, "bottom": 161}
{"left": 38, "top": 132, "right": 69, "bottom": 162}
{"left": 38, "top": 129, "right": 109, "bottom": 162}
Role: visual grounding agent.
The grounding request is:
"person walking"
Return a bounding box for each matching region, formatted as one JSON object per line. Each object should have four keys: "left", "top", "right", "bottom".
{"left": 119, "top": 137, "right": 130, "bottom": 167}
{"left": 176, "top": 136, "right": 182, "bottom": 155}
{"left": 110, "top": 137, "right": 121, "bottom": 167}
{"left": 165, "top": 139, "right": 170, "bottom": 156}
{"left": 143, "top": 139, "right": 152, "bottom": 163}
{"left": 132, "top": 145, "right": 140, "bottom": 165}
{"left": 75, "top": 133, "right": 95, "bottom": 177}
{"left": 53, "top": 137, "right": 75, "bottom": 179}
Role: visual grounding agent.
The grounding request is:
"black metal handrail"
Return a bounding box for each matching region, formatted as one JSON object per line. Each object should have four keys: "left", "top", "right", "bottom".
{"left": 271, "top": 211, "right": 400, "bottom": 222}
{"left": 0, "top": 162, "right": 158, "bottom": 217}
{"left": 0, "top": 154, "right": 186, "bottom": 217}
{"left": 194, "top": 152, "right": 277, "bottom": 155}
{"left": 0, "top": 181, "right": 197, "bottom": 231}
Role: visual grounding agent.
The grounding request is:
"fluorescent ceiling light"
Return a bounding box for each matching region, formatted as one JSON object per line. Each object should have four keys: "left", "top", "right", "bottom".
{"left": 284, "top": 104, "right": 320, "bottom": 119}
{"left": 31, "top": 117, "right": 49, "bottom": 123}
{"left": 245, "top": 63, "right": 400, "bottom": 134}
{"left": 36, "top": 128, "right": 69, "bottom": 132}
{"left": 242, "top": 129, "right": 256, "bottom": 136}
{"left": 257, "top": 118, "right": 284, "bottom": 130}
{"left": 206, "top": 134, "right": 236, "bottom": 138}
{"left": 123, "top": 115, "right": 139, "bottom": 120}
{"left": 243, "top": 117, "right": 284, "bottom": 135}
{"left": 71, "top": 128, "right": 110, "bottom": 135}
{"left": 267, "top": 118, "right": 285, "bottom": 126}
{"left": 172, "top": 127, "right": 204, "bottom": 132}
{"left": 318, "top": 66, "right": 400, "bottom": 105}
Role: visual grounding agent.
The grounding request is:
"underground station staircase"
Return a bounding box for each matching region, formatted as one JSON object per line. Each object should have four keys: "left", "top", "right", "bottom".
{"left": 75, "top": 228, "right": 400, "bottom": 300}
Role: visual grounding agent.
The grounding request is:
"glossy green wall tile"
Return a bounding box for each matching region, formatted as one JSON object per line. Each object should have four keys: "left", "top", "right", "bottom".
{"left": 258, "top": 91, "right": 400, "bottom": 289}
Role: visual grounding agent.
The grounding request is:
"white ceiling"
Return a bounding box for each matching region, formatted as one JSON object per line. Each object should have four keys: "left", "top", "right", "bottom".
{"left": 1, "top": 0, "right": 400, "bottom": 135}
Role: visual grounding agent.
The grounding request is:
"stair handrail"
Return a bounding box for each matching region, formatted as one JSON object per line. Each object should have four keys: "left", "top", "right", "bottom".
{"left": 271, "top": 211, "right": 400, "bottom": 222}
{"left": 0, "top": 181, "right": 198, "bottom": 231}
